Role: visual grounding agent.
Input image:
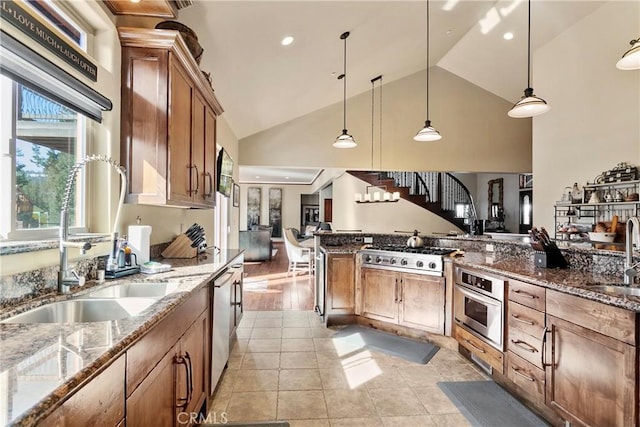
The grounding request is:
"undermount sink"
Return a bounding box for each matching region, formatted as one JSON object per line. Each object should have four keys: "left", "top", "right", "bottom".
{"left": 1, "top": 298, "right": 156, "bottom": 324}
{"left": 589, "top": 285, "right": 640, "bottom": 297}
{"left": 86, "top": 282, "right": 179, "bottom": 299}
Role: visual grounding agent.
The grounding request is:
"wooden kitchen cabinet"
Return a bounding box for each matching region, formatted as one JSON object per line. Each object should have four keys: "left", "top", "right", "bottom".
{"left": 119, "top": 28, "right": 223, "bottom": 208}
{"left": 326, "top": 253, "right": 356, "bottom": 316}
{"left": 361, "top": 268, "right": 445, "bottom": 334}
{"left": 505, "top": 279, "right": 546, "bottom": 404}
{"left": 545, "top": 289, "right": 638, "bottom": 427}
{"left": 39, "top": 355, "right": 125, "bottom": 427}
{"left": 126, "top": 286, "right": 210, "bottom": 426}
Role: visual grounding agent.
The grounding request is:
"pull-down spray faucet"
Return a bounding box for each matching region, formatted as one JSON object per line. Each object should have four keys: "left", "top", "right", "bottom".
{"left": 624, "top": 217, "right": 640, "bottom": 285}
{"left": 58, "top": 155, "right": 126, "bottom": 294}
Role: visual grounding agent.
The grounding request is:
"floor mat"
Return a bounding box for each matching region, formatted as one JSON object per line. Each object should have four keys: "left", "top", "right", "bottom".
{"left": 437, "top": 381, "right": 549, "bottom": 427}
{"left": 331, "top": 325, "right": 439, "bottom": 364}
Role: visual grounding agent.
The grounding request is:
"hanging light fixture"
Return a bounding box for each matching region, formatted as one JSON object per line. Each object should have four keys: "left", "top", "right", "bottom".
{"left": 414, "top": 0, "right": 441, "bottom": 142}
{"left": 333, "top": 31, "right": 357, "bottom": 148}
{"left": 616, "top": 37, "right": 640, "bottom": 70}
{"left": 508, "top": 0, "right": 550, "bottom": 118}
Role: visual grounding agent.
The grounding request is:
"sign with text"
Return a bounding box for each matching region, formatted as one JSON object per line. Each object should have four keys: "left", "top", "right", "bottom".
{"left": 0, "top": 0, "right": 97, "bottom": 81}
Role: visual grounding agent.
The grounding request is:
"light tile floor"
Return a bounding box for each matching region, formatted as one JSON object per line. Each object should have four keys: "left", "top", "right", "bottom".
{"left": 210, "top": 310, "right": 490, "bottom": 426}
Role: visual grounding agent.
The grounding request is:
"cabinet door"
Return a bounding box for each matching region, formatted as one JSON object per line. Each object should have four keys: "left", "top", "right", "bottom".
{"left": 190, "top": 92, "right": 206, "bottom": 205}
{"left": 120, "top": 47, "right": 168, "bottom": 205}
{"left": 168, "top": 57, "right": 194, "bottom": 204}
{"left": 361, "top": 268, "right": 398, "bottom": 322}
{"left": 327, "top": 254, "right": 355, "bottom": 314}
{"left": 399, "top": 273, "right": 445, "bottom": 334}
{"left": 202, "top": 106, "right": 217, "bottom": 206}
{"left": 179, "top": 310, "right": 209, "bottom": 423}
{"left": 127, "top": 348, "right": 177, "bottom": 427}
{"left": 40, "top": 355, "right": 125, "bottom": 427}
{"left": 546, "top": 315, "right": 637, "bottom": 427}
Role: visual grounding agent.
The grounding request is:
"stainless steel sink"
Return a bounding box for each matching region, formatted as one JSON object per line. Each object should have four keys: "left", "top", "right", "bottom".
{"left": 1, "top": 298, "right": 156, "bottom": 324}
{"left": 589, "top": 285, "right": 640, "bottom": 297}
{"left": 86, "top": 282, "right": 179, "bottom": 299}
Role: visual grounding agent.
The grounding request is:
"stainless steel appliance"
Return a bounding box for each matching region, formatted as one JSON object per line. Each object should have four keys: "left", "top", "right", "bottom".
{"left": 211, "top": 268, "right": 233, "bottom": 390}
{"left": 453, "top": 267, "right": 505, "bottom": 350}
{"left": 229, "top": 260, "right": 244, "bottom": 337}
{"left": 314, "top": 249, "right": 326, "bottom": 317}
{"left": 360, "top": 245, "right": 457, "bottom": 276}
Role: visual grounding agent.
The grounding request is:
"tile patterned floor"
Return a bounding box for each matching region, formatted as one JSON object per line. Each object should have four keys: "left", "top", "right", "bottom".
{"left": 210, "top": 310, "right": 489, "bottom": 426}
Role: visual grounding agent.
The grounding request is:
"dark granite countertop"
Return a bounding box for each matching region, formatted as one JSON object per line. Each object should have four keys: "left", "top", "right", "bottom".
{"left": 320, "top": 243, "right": 364, "bottom": 254}
{"left": 0, "top": 249, "right": 243, "bottom": 426}
{"left": 451, "top": 252, "right": 640, "bottom": 312}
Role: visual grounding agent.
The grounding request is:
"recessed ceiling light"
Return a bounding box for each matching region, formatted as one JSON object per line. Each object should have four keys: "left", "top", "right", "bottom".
{"left": 503, "top": 32, "right": 514, "bottom": 40}
{"left": 255, "top": 175, "right": 261, "bottom": 179}
{"left": 281, "top": 36, "right": 294, "bottom": 46}
{"left": 446, "top": 30, "right": 453, "bottom": 36}
{"left": 285, "top": 176, "right": 290, "bottom": 179}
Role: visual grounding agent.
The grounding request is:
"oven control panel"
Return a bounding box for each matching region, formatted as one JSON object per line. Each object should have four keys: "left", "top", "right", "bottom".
{"left": 360, "top": 251, "right": 443, "bottom": 276}
{"left": 455, "top": 267, "right": 505, "bottom": 300}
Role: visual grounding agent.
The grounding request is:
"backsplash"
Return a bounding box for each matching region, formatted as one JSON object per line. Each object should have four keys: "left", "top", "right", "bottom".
{"left": 0, "top": 242, "right": 171, "bottom": 309}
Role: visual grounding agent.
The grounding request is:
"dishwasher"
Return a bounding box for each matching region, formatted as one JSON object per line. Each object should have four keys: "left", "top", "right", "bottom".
{"left": 211, "top": 268, "right": 233, "bottom": 389}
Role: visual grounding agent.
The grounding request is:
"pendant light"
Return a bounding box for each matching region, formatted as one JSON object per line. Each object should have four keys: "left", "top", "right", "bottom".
{"left": 616, "top": 37, "right": 640, "bottom": 70}
{"left": 508, "top": 0, "right": 550, "bottom": 118}
{"left": 414, "top": 0, "right": 441, "bottom": 142}
{"left": 333, "top": 31, "right": 357, "bottom": 148}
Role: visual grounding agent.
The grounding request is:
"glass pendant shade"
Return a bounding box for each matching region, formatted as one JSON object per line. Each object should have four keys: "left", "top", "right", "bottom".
{"left": 616, "top": 39, "right": 640, "bottom": 70}
{"left": 333, "top": 129, "right": 357, "bottom": 148}
{"left": 508, "top": 88, "right": 550, "bottom": 118}
{"left": 413, "top": 120, "right": 442, "bottom": 141}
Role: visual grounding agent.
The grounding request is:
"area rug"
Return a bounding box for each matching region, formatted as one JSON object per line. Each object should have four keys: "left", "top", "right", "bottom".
{"left": 331, "top": 325, "right": 439, "bottom": 364}
{"left": 437, "top": 381, "right": 549, "bottom": 427}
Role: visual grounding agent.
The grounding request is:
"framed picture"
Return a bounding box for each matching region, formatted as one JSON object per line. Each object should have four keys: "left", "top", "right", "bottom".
{"left": 247, "top": 187, "right": 261, "bottom": 228}
{"left": 233, "top": 183, "right": 240, "bottom": 207}
{"left": 268, "top": 187, "right": 282, "bottom": 238}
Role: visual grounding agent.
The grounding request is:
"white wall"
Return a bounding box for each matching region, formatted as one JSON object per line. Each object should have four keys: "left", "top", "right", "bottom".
{"left": 240, "top": 67, "right": 532, "bottom": 174}
{"left": 533, "top": 1, "right": 640, "bottom": 231}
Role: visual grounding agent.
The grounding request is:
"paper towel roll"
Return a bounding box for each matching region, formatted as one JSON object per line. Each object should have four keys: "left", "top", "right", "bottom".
{"left": 128, "top": 225, "right": 152, "bottom": 264}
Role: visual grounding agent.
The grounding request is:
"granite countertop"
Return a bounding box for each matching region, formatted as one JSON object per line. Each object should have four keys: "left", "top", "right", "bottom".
{"left": 452, "top": 252, "right": 640, "bottom": 312}
{"left": 0, "top": 249, "right": 243, "bottom": 427}
{"left": 320, "top": 243, "right": 365, "bottom": 254}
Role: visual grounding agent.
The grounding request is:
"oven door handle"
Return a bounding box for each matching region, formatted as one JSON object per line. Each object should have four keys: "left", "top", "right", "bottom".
{"left": 455, "top": 284, "right": 502, "bottom": 308}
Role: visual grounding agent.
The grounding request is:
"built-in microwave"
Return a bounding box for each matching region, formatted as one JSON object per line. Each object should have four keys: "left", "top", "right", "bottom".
{"left": 453, "top": 267, "right": 505, "bottom": 351}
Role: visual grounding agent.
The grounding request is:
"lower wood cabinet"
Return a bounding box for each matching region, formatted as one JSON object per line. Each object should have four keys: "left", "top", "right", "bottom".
{"left": 361, "top": 268, "right": 445, "bottom": 334}
{"left": 126, "top": 286, "right": 210, "bottom": 426}
{"left": 545, "top": 289, "right": 638, "bottom": 427}
{"left": 326, "top": 253, "right": 356, "bottom": 316}
{"left": 454, "top": 323, "right": 504, "bottom": 374}
{"left": 39, "top": 355, "right": 125, "bottom": 427}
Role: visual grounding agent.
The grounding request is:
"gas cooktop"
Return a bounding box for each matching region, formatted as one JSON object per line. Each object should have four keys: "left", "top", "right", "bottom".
{"left": 365, "top": 245, "right": 457, "bottom": 256}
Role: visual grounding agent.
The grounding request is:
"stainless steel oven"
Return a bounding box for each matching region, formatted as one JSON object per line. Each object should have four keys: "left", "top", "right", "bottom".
{"left": 454, "top": 267, "right": 505, "bottom": 350}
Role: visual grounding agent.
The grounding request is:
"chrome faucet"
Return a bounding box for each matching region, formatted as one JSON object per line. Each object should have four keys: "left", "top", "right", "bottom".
{"left": 624, "top": 217, "right": 640, "bottom": 285}
{"left": 59, "top": 155, "right": 127, "bottom": 293}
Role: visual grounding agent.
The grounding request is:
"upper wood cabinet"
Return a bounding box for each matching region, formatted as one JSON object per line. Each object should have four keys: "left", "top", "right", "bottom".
{"left": 104, "top": 1, "right": 178, "bottom": 18}
{"left": 119, "top": 27, "right": 223, "bottom": 208}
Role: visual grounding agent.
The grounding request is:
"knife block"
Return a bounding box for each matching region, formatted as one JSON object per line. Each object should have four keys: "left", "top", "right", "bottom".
{"left": 534, "top": 248, "right": 568, "bottom": 269}
{"left": 161, "top": 234, "right": 197, "bottom": 259}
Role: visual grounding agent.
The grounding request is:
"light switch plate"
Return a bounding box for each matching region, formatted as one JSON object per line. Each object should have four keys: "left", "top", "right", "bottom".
{"left": 485, "top": 243, "right": 494, "bottom": 252}
{"left": 364, "top": 236, "right": 373, "bottom": 244}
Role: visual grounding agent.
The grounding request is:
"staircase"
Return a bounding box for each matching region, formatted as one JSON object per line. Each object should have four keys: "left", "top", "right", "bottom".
{"left": 348, "top": 170, "right": 478, "bottom": 231}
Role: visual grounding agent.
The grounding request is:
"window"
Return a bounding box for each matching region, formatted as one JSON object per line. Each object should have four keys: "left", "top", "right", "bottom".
{"left": 0, "top": 0, "right": 91, "bottom": 240}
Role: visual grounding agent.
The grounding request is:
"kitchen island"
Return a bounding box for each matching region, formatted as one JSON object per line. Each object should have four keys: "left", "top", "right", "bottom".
{"left": 0, "top": 249, "right": 242, "bottom": 426}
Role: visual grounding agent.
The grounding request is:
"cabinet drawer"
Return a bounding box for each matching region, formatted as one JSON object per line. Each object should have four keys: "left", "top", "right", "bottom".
{"left": 506, "top": 352, "right": 545, "bottom": 403}
{"left": 508, "top": 279, "right": 545, "bottom": 311}
{"left": 508, "top": 324, "right": 544, "bottom": 369}
{"left": 454, "top": 324, "right": 503, "bottom": 374}
{"left": 508, "top": 301, "right": 545, "bottom": 341}
{"left": 546, "top": 289, "right": 637, "bottom": 346}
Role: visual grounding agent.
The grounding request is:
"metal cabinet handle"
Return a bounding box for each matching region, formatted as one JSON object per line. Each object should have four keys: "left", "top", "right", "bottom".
{"left": 398, "top": 278, "right": 403, "bottom": 302}
{"left": 513, "top": 289, "right": 537, "bottom": 299}
{"left": 193, "top": 165, "right": 199, "bottom": 195}
{"left": 204, "top": 171, "right": 213, "bottom": 197}
{"left": 541, "top": 326, "right": 551, "bottom": 367}
{"left": 512, "top": 367, "right": 535, "bottom": 382}
{"left": 511, "top": 339, "right": 538, "bottom": 353}
{"left": 184, "top": 351, "right": 194, "bottom": 405}
{"left": 174, "top": 354, "right": 189, "bottom": 409}
{"left": 394, "top": 278, "right": 399, "bottom": 303}
{"left": 511, "top": 314, "right": 535, "bottom": 325}
{"left": 464, "top": 338, "right": 486, "bottom": 353}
